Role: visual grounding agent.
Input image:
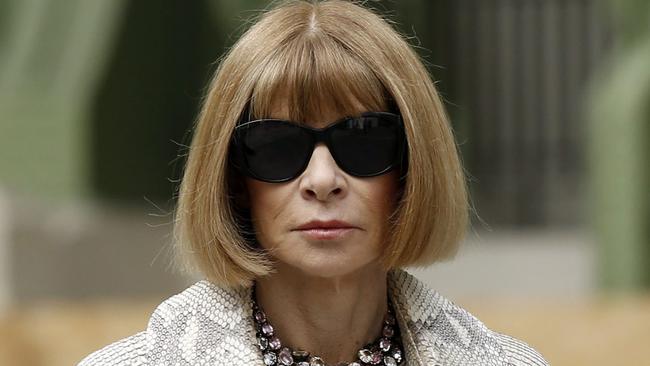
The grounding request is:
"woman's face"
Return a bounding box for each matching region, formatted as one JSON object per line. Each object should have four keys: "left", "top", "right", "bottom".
{"left": 244, "top": 102, "right": 400, "bottom": 279}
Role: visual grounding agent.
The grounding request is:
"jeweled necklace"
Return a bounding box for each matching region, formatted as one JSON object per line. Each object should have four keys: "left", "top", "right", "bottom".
{"left": 251, "top": 283, "right": 404, "bottom": 366}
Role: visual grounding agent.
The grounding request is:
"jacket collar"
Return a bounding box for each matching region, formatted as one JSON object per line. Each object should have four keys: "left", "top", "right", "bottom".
{"left": 145, "top": 269, "right": 456, "bottom": 365}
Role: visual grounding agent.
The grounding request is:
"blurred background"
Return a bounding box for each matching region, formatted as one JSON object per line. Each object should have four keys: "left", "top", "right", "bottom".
{"left": 0, "top": 0, "right": 648, "bottom": 365}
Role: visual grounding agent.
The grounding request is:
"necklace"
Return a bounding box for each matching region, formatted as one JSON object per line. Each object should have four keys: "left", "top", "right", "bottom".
{"left": 251, "top": 283, "right": 404, "bottom": 366}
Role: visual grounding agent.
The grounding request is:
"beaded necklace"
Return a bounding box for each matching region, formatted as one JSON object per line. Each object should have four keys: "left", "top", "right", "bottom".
{"left": 252, "top": 283, "right": 404, "bottom": 366}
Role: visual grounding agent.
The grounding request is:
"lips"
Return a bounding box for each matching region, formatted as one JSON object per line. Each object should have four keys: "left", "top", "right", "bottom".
{"left": 295, "top": 220, "right": 356, "bottom": 231}
{"left": 293, "top": 220, "right": 359, "bottom": 240}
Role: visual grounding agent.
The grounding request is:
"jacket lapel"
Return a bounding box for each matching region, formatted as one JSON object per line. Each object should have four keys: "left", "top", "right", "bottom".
{"left": 388, "top": 269, "right": 445, "bottom": 366}
{"left": 146, "top": 281, "right": 263, "bottom": 364}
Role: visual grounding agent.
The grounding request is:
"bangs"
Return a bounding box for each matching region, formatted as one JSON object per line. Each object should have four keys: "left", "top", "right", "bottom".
{"left": 249, "top": 31, "right": 390, "bottom": 123}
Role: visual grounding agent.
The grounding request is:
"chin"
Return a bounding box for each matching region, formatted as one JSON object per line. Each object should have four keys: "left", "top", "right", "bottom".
{"left": 296, "top": 265, "right": 355, "bottom": 279}
{"left": 282, "top": 255, "right": 379, "bottom": 280}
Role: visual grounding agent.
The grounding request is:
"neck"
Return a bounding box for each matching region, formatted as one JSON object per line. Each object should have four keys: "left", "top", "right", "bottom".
{"left": 254, "top": 263, "right": 389, "bottom": 365}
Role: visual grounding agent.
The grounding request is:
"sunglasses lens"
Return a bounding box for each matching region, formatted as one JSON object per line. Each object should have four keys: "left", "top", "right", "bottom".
{"left": 330, "top": 114, "right": 401, "bottom": 176}
{"left": 238, "top": 121, "right": 311, "bottom": 181}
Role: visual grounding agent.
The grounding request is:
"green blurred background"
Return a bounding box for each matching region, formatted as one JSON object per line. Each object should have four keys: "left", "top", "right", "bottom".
{"left": 0, "top": 0, "right": 648, "bottom": 365}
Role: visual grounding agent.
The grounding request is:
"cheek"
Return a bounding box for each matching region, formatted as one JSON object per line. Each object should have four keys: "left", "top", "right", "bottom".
{"left": 350, "top": 174, "right": 400, "bottom": 246}
{"left": 245, "top": 179, "right": 290, "bottom": 236}
{"left": 363, "top": 173, "right": 401, "bottom": 214}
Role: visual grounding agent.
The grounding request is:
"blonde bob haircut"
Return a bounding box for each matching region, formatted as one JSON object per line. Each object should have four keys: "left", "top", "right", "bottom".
{"left": 173, "top": 0, "right": 468, "bottom": 288}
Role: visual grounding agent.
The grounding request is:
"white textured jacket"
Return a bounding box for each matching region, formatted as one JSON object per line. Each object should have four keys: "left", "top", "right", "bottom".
{"left": 78, "top": 269, "right": 548, "bottom": 365}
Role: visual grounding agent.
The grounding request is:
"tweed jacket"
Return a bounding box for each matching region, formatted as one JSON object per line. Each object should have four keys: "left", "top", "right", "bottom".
{"left": 78, "top": 269, "right": 548, "bottom": 366}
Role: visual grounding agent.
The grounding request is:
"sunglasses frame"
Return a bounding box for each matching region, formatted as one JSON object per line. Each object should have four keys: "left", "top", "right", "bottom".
{"left": 229, "top": 111, "right": 408, "bottom": 183}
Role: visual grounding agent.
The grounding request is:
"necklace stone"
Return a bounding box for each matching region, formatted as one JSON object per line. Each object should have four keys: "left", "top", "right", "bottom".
{"left": 251, "top": 284, "right": 404, "bottom": 366}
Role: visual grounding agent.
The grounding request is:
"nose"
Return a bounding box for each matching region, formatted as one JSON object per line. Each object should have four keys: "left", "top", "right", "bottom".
{"left": 299, "top": 143, "right": 347, "bottom": 201}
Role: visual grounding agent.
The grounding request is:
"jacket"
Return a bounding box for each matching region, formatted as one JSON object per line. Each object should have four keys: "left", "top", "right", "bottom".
{"left": 78, "top": 269, "right": 548, "bottom": 365}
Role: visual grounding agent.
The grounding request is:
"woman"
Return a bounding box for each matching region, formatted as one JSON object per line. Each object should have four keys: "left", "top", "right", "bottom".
{"left": 79, "top": 1, "right": 548, "bottom": 365}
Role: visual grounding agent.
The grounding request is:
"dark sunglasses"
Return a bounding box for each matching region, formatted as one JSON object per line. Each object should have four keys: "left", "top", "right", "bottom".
{"left": 229, "top": 111, "right": 408, "bottom": 183}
